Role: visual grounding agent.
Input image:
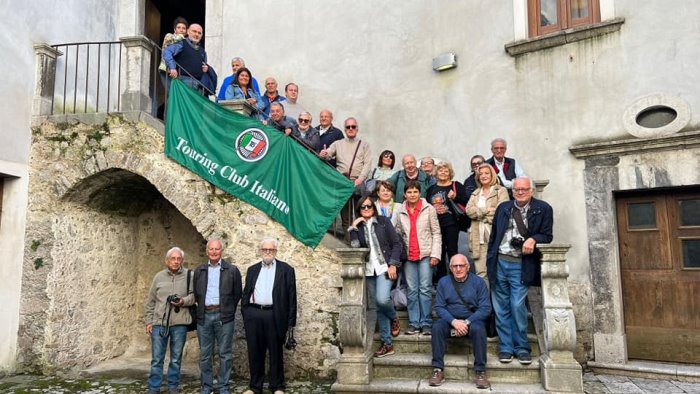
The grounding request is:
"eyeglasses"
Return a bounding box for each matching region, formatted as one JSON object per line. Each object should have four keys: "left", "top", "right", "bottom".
{"left": 260, "top": 248, "right": 277, "bottom": 253}
{"left": 360, "top": 204, "right": 374, "bottom": 210}
{"left": 513, "top": 188, "right": 532, "bottom": 194}
{"left": 345, "top": 125, "right": 357, "bottom": 130}
{"left": 471, "top": 161, "right": 483, "bottom": 167}
{"left": 492, "top": 147, "right": 506, "bottom": 151}
{"left": 451, "top": 264, "right": 467, "bottom": 269}
{"left": 298, "top": 118, "right": 310, "bottom": 123}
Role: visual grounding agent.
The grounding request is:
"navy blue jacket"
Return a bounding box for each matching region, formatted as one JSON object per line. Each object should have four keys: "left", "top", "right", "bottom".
{"left": 349, "top": 216, "right": 403, "bottom": 268}
{"left": 193, "top": 260, "right": 242, "bottom": 324}
{"left": 486, "top": 198, "right": 553, "bottom": 286}
{"left": 435, "top": 273, "right": 491, "bottom": 324}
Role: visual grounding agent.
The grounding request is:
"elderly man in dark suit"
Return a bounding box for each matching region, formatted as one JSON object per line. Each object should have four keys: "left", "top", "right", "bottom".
{"left": 242, "top": 238, "right": 297, "bottom": 394}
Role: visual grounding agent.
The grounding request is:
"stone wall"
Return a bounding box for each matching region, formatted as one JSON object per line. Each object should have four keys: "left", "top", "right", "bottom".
{"left": 20, "top": 115, "right": 343, "bottom": 378}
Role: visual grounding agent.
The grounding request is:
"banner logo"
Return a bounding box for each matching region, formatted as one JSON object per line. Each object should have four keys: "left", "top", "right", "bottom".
{"left": 235, "top": 128, "right": 269, "bottom": 162}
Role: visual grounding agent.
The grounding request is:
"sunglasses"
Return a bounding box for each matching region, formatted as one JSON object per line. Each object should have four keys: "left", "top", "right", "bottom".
{"left": 298, "top": 118, "right": 310, "bottom": 123}
{"left": 345, "top": 125, "right": 357, "bottom": 130}
{"left": 471, "top": 161, "right": 483, "bottom": 167}
{"left": 382, "top": 153, "right": 394, "bottom": 158}
{"left": 360, "top": 204, "right": 374, "bottom": 210}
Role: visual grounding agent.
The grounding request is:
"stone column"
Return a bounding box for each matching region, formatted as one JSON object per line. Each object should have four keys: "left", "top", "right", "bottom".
{"left": 33, "top": 44, "right": 62, "bottom": 116}
{"left": 119, "top": 36, "right": 154, "bottom": 113}
{"left": 219, "top": 100, "right": 256, "bottom": 117}
{"left": 539, "top": 244, "right": 583, "bottom": 393}
{"left": 334, "top": 247, "right": 372, "bottom": 385}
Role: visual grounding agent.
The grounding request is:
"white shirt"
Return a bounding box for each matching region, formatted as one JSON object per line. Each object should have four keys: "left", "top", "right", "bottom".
{"left": 251, "top": 259, "right": 276, "bottom": 305}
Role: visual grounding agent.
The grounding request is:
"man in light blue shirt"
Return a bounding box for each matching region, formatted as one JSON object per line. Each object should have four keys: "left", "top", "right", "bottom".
{"left": 193, "top": 239, "right": 242, "bottom": 394}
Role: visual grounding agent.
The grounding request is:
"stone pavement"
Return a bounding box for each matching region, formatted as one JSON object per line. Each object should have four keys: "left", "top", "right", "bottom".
{"left": 1, "top": 372, "right": 699, "bottom": 393}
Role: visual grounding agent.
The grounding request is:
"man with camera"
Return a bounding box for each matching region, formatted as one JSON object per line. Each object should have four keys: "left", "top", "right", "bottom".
{"left": 144, "top": 246, "right": 194, "bottom": 394}
{"left": 193, "top": 239, "right": 242, "bottom": 394}
{"left": 242, "top": 238, "right": 297, "bottom": 394}
{"left": 429, "top": 254, "right": 491, "bottom": 388}
{"left": 487, "top": 176, "right": 553, "bottom": 365}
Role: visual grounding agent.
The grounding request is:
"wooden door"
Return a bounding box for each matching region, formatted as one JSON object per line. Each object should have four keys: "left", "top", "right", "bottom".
{"left": 616, "top": 189, "right": 700, "bottom": 363}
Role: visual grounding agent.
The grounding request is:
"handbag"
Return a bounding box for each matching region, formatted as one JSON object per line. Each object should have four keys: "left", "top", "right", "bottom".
{"left": 391, "top": 271, "right": 408, "bottom": 310}
{"left": 355, "top": 168, "right": 378, "bottom": 196}
{"left": 185, "top": 269, "right": 197, "bottom": 332}
{"left": 449, "top": 182, "right": 471, "bottom": 231}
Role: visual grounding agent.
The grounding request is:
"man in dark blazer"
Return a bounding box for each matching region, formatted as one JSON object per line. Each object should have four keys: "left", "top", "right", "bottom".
{"left": 486, "top": 177, "right": 552, "bottom": 366}
{"left": 242, "top": 238, "right": 297, "bottom": 394}
{"left": 193, "top": 239, "right": 242, "bottom": 394}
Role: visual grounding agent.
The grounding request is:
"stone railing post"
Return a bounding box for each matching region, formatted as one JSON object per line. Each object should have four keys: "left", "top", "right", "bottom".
{"left": 33, "top": 44, "right": 62, "bottom": 116}
{"left": 119, "top": 36, "right": 154, "bottom": 112}
{"left": 334, "top": 248, "right": 372, "bottom": 385}
{"left": 538, "top": 244, "right": 583, "bottom": 393}
{"left": 219, "top": 99, "right": 257, "bottom": 117}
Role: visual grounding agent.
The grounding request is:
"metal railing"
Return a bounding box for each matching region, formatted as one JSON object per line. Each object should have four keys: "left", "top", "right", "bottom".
{"left": 49, "top": 39, "right": 167, "bottom": 118}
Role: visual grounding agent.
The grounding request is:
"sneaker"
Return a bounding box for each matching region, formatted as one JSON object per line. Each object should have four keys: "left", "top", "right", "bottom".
{"left": 498, "top": 352, "right": 513, "bottom": 363}
{"left": 374, "top": 343, "right": 395, "bottom": 358}
{"left": 517, "top": 352, "right": 532, "bottom": 365}
{"left": 391, "top": 318, "right": 401, "bottom": 337}
{"left": 405, "top": 325, "right": 419, "bottom": 335}
{"left": 429, "top": 368, "right": 445, "bottom": 386}
{"left": 421, "top": 326, "right": 432, "bottom": 336}
{"left": 475, "top": 371, "right": 490, "bottom": 389}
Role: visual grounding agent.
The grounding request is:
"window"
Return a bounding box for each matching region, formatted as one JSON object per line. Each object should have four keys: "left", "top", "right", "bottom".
{"left": 528, "top": 0, "right": 600, "bottom": 37}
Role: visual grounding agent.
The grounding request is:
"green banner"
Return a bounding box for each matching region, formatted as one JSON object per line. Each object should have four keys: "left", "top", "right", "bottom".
{"left": 165, "top": 79, "right": 354, "bottom": 248}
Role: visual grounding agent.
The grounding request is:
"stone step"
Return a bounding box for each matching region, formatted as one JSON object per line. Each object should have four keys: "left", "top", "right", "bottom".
{"left": 332, "top": 378, "right": 547, "bottom": 393}
{"left": 373, "top": 332, "right": 540, "bottom": 356}
{"left": 388, "top": 310, "right": 536, "bottom": 333}
{"left": 372, "top": 352, "right": 541, "bottom": 384}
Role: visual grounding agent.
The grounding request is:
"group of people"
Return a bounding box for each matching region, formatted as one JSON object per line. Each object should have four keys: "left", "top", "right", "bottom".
{"left": 159, "top": 16, "right": 554, "bottom": 391}
{"left": 144, "top": 238, "right": 297, "bottom": 394}
{"left": 344, "top": 136, "right": 553, "bottom": 389}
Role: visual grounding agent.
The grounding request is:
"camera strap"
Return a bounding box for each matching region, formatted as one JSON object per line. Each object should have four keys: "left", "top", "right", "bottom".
{"left": 450, "top": 278, "right": 476, "bottom": 313}
{"left": 512, "top": 207, "right": 528, "bottom": 238}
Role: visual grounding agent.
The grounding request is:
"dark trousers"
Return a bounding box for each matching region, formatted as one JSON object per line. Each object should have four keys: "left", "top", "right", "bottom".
{"left": 243, "top": 306, "right": 285, "bottom": 393}
{"left": 435, "top": 224, "right": 460, "bottom": 281}
{"left": 431, "top": 319, "right": 487, "bottom": 373}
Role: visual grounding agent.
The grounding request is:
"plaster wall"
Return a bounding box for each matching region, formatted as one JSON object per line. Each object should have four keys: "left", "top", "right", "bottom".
{"left": 211, "top": 2, "right": 700, "bottom": 360}
{"left": 0, "top": 0, "right": 123, "bottom": 372}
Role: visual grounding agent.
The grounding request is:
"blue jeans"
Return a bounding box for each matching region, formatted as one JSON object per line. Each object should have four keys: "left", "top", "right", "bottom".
{"left": 148, "top": 325, "right": 188, "bottom": 392}
{"left": 404, "top": 257, "right": 433, "bottom": 329}
{"left": 367, "top": 274, "right": 397, "bottom": 345}
{"left": 492, "top": 258, "right": 531, "bottom": 355}
{"left": 197, "top": 311, "right": 235, "bottom": 394}
{"left": 431, "top": 319, "right": 487, "bottom": 372}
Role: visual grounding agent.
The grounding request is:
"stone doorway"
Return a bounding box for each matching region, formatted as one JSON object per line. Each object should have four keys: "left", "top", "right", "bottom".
{"left": 22, "top": 168, "right": 206, "bottom": 371}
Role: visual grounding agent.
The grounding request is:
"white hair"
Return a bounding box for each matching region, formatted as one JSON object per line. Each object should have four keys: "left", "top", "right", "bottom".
{"left": 260, "top": 237, "right": 279, "bottom": 249}
{"left": 490, "top": 138, "right": 507, "bottom": 148}
{"left": 165, "top": 246, "right": 185, "bottom": 260}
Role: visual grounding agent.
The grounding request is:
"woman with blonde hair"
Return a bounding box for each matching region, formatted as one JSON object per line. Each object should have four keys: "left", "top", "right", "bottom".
{"left": 466, "top": 163, "right": 509, "bottom": 284}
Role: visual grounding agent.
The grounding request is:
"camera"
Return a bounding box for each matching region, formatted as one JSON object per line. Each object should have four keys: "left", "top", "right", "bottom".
{"left": 509, "top": 237, "right": 524, "bottom": 249}
{"left": 167, "top": 294, "right": 181, "bottom": 312}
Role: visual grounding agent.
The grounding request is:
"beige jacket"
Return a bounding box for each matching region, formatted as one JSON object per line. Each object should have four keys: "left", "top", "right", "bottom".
{"left": 144, "top": 268, "right": 195, "bottom": 327}
{"left": 326, "top": 138, "right": 372, "bottom": 181}
{"left": 396, "top": 198, "right": 442, "bottom": 260}
{"left": 465, "top": 184, "right": 510, "bottom": 256}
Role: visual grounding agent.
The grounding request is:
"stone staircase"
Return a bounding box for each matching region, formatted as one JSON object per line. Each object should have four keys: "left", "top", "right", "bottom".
{"left": 333, "top": 307, "right": 548, "bottom": 393}
{"left": 331, "top": 246, "right": 584, "bottom": 394}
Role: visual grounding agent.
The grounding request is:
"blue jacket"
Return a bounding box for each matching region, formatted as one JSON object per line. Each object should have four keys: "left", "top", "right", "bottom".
{"left": 224, "top": 84, "right": 262, "bottom": 103}
{"left": 435, "top": 273, "right": 491, "bottom": 324}
{"left": 257, "top": 92, "right": 286, "bottom": 119}
{"left": 349, "top": 216, "right": 403, "bottom": 268}
{"left": 218, "top": 74, "right": 260, "bottom": 100}
{"left": 486, "top": 198, "right": 553, "bottom": 286}
{"left": 163, "top": 38, "right": 207, "bottom": 75}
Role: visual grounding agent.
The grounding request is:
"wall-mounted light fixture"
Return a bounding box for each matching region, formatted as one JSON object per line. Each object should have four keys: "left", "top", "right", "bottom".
{"left": 432, "top": 52, "right": 457, "bottom": 72}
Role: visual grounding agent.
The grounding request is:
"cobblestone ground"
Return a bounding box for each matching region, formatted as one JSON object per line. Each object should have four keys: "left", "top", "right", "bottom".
{"left": 2, "top": 373, "right": 699, "bottom": 393}
{"left": 0, "top": 375, "right": 332, "bottom": 394}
